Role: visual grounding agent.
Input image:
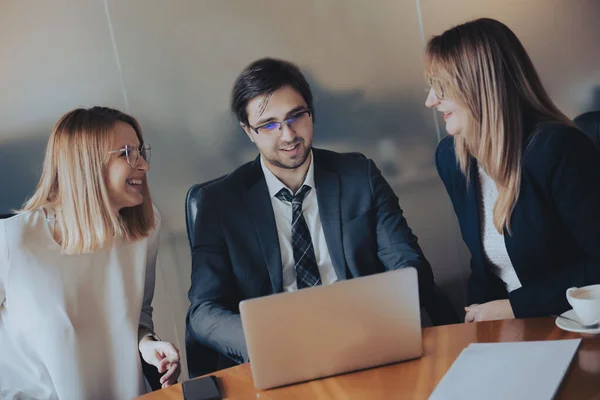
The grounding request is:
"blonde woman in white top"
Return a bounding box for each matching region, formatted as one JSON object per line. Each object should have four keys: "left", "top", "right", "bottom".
{"left": 0, "top": 107, "right": 180, "bottom": 400}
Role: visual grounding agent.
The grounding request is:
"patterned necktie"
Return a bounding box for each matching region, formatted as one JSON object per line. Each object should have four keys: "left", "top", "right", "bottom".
{"left": 275, "top": 185, "right": 322, "bottom": 289}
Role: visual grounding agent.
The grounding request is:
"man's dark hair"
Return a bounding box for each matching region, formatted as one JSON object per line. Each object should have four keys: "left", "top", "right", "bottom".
{"left": 231, "top": 58, "right": 314, "bottom": 126}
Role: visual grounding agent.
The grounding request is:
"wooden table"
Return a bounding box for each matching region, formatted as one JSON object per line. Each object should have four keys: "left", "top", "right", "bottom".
{"left": 137, "top": 318, "right": 600, "bottom": 399}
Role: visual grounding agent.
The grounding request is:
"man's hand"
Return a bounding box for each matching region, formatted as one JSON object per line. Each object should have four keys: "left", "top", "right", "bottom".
{"left": 464, "top": 300, "right": 514, "bottom": 322}
{"left": 139, "top": 337, "right": 181, "bottom": 388}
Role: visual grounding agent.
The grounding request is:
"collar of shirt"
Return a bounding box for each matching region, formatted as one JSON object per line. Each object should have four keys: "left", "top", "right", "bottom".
{"left": 260, "top": 150, "right": 315, "bottom": 198}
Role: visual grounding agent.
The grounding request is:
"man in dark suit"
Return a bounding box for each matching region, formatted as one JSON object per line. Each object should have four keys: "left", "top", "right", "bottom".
{"left": 187, "top": 58, "right": 455, "bottom": 371}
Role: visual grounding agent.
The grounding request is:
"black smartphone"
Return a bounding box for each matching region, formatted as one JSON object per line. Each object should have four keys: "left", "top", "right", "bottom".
{"left": 182, "top": 375, "right": 222, "bottom": 400}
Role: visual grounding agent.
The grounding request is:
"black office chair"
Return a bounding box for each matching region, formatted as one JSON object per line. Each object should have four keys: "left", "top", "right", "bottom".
{"left": 184, "top": 175, "right": 228, "bottom": 379}
{"left": 574, "top": 110, "right": 600, "bottom": 150}
{"left": 0, "top": 212, "right": 164, "bottom": 391}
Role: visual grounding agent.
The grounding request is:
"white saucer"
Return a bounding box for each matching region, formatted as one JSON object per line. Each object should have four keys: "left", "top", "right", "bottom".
{"left": 555, "top": 309, "right": 600, "bottom": 334}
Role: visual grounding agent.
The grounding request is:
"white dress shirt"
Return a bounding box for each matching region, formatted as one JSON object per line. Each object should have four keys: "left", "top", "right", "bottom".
{"left": 477, "top": 167, "right": 523, "bottom": 292}
{"left": 260, "top": 152, "right": 338, "bottom": 292}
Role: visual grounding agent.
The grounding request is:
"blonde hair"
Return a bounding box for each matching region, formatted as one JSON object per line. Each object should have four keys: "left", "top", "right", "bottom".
{"left": 425, "top": 18, "right": 572, "bottom": 234}
{"left": 21, "top": 107, "right": 154, "bottom": 254}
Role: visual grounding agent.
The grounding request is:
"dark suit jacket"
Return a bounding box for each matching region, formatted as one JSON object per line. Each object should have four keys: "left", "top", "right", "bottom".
{"left": 436, "top": 121, "right": 600, "bottom": 318}
{"left": 187, "top": 148, "right": 444, "bottom": 366}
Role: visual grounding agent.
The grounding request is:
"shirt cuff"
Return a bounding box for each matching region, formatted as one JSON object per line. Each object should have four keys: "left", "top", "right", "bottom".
{"left": 138, "top": 325, "right": 160, "bottom": 344}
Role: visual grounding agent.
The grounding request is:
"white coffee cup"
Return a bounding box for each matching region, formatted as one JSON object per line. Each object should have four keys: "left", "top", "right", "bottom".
{"left": 566, "top": 284, "right": 600, "bottom": 326}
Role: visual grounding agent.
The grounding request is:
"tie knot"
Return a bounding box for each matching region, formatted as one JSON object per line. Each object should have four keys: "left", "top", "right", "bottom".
{"left": 276, "top": 185, "right": 311, "bottom": 204}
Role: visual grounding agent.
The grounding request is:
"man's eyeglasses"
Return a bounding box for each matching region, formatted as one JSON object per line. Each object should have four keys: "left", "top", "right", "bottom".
{"left": 108, "top": 143, "right": 151, "bottom": 168}
{"left": 248, "top": 109, "right": 312, "bottom": 135}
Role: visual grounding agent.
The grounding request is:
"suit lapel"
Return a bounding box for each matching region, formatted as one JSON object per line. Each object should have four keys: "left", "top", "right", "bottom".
{"left": 463, "top": 160, "right": 485, "bottom": 268}
{"left": 242, "top": 157, "right": 283, "bottom": 293}
{"left": 314, "top": 150, "right": 348, "bottom": 281}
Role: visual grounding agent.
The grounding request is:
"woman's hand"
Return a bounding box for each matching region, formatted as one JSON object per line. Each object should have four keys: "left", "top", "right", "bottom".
{"left": 139, "top": 337, "right": 181, "bottom": 388}
{"left": 464, "top": 299, "right": 514, "bottom": 322}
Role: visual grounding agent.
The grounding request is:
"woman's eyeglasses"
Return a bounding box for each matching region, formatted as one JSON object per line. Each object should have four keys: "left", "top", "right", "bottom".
{"left": 108, "top": 143, "right": 151, "bottom": 168}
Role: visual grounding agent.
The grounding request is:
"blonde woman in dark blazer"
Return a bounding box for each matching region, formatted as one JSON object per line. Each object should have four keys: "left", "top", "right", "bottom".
{"left": 425, "top": 19, "right": 600, "bottom": 322}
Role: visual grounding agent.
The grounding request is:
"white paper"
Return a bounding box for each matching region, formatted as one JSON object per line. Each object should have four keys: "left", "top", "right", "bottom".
{"left": 429, "top": 339, "right": 581, "bottom": 400}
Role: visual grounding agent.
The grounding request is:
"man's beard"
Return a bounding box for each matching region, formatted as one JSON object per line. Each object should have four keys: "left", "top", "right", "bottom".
{"left": 268, "top": 139, "right": 311, "bottom": 170}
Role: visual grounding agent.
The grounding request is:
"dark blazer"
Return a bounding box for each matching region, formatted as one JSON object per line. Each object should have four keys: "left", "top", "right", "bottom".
{"left": 187, "top": 148, "right": 447, "bottom": 367}
{"left": 436, "top": 121, "right": 600, "bottom": 318}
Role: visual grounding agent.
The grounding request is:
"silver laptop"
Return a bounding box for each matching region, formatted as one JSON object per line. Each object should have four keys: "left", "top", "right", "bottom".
{"left": 239, "top": 267, "right": 422, "bottom": 389}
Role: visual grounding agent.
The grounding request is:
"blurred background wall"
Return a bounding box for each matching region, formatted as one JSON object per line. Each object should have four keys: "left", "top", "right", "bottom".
{"left": 1, "top": 0, "right": 598, "bottom": 380}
